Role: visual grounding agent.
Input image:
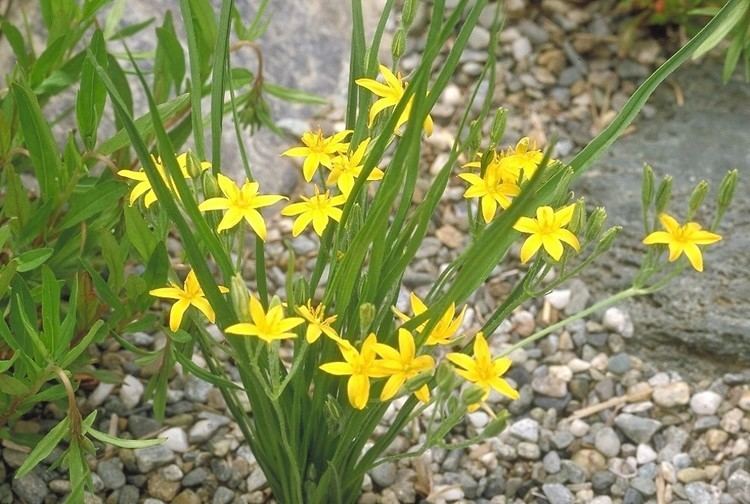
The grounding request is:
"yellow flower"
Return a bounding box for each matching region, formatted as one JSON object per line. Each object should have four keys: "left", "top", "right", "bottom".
{"left": 355, "top": 64, "right": 434, "bottom": 136}
{"left": 463, "top": 152, "right": 518, "bottom": 185}
{"left": 497, "top": 137, "right": 546, "bottom": 181}
{"left": 281, "top": 186, "right": 347, "bottom": 237}
{"left": 394, "top": 293, "right": 465, "bottom": 346}
{"left": 374, "top": 328, "right": 435, "bottom": 402}
{"left": 458, "top": 169, "right": 521, "bottom": 223}
{"left": 198, "top": 174, "right": 285, "bottom": 239}
{"left": 642, "top": 213, "right": 721, "bottom": 272}
{"left": 225, "top": 295, "right": 304, "bottom": 343}
{"left": 513, "top": 204, "right": 580, "bottom": 263}
{"left": 447, "top": 332, "right": 519, "bottom": 410}
{"left": 320, "top": 334, "right": 390, "bottom": 410}
{"left": 296, "top": 301, "right": 339, "bottom": 343}
{"left": 281, "top": 129, "right": 352, "bottom": 182}
{"left": 118, "top": 153, "right": 211, "bottom": 208}
{"left": 149, "top": 269, "right": 228, "bottom": 331}
{"left": 327, "top": 138, "right": 384, "bottom": 197}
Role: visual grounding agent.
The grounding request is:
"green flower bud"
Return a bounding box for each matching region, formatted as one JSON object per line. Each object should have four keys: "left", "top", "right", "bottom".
{"left": 436, "top": 361, "right": 458, "bottom": 394}
{"left": 391, "top": 27, "right": 406, "bottom": 59}
{"left": 230, "top": 274, "right": 251, "bottom": 321}
{"left": 489, "top": 108, "right": 507, "bottom": 145}
{"left": 594, "top": 226, "right": 621, "bottom": 254}
{"left": 359, "top": 303, "right": 376, "bottom": 335}
{"left": 480, "top": 149, "right": 495, "bottom": 177}
{"left": 568, "top": 198, "right": 587, "bottom": 235}
{"left": 481, "top": 411, "right": 508, "bottom": 437}
{"left": 585, "top": 207, "right": 607, "bottom": 242}
{"left": 461, "top": 384, "right": 486, "bottom": 406}
{"left": 641, "top": 163, "right": 655, "bottom": 210}
{"left": 688, "top": 180, "right": 709, "bottom": 218}
{"left": 185, "top": 150, "right": 203, "bottom": 179}
{"left": 466, "top": 119, "right": 482, "bottom": 154}
{"left": 402, "top": 0, "right": 417, "bottom": 28}
{"left": 404, "top": 370, "right": 433, "bottom": 395}
{"left": 717, "top": 169, "right": 738, "bottom": 213}
{"left": 202, "top": 172, "right": 221, "bottom": 199}
{"left": 654, "top": 175, "right": 672, "bottom": 214}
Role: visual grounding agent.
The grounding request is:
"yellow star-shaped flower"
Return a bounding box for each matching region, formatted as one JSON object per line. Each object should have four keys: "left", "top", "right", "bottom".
{"left": 327, "top": 138, "right": 384, "bottom": 197}
{"left": 149, "top": 269, "right": 228, "bottom": 331}
{"left": 356, "top": 64, "right": 433, "bottom": 136}
{"left": 225, "top": 295, "right": 304, "bottom": 343}
{"left": 296, "top": 301, "right": 340, "bottom": 343}
{"left": 447, "top": 332, "right": 519, "bottom": 411}
{"left": 643, "top": 213, "right": 721, "bottom": 272}
{"left": 394, "top": 293, "right": 465, "bottom": 346}
{"left": 374, "top": 328, "right": 435, "bottom": 402}
{"left": 513, "top": 205, "right": 580, "bottom": 263}
{"left": 281, "top": 186, "right": 347, "bottom": 237}
{"left": 198, "top": 174, "right": 285, "bottom": 240}
{"left": 458, "top": 169, "right": 521, "bottom": 223}
{"left": 118, "top": 153, "right": 211, "bottom": 208}
{"left": 281, "top": 129, "right": 352, "bottom": 182}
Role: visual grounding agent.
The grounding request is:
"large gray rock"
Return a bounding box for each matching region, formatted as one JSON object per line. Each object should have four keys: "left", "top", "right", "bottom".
{"left": 576, "top": 60, "right": 750, "bottom": 365}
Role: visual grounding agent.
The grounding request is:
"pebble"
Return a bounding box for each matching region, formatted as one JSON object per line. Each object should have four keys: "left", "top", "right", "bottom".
{"left": 88, "top": 382, "right": 116, "bottom": 408}
{"left": 370, "top": 462, "right": 397, "bottom": 488}
{"left": 532, "top": 373, "right": 568, "bottom": 398}
{"left": 691, "top": 391, "right": 723, "bottom": 415}
{"left": 592, "top": 470, "right": 616, "bottom": 493}
{"left": 544, "top": 451, "right": 562, "bottom": 473}
{"left": 720, "top": 408, "right": 743, "bottom": 433}
{"left": 212, "top": 486, "right": 234, "bottom": 504}
{"left": 602, "top": 307, "right": 634, "bottom": 337}
{"left": 161, "top": 427, "right": 189, "bottom": 453}
{"left": 97, "top": 458, "right": 126, "bottom": 490}
{"left": 542, "top": 483, "right": 574, "bottom": 503}
{"left": 738, "top": 390, "right": 750, "bottom": 411}
{"left": 622, "top": 487, "right": 643, "bottom": 504}
{"left": 684, "top": 481, "right": 721, "bottom": 504}
{"left": 727, "top": 469, "right": 750, "bottom": 504}
{"left": 594, "top": 427, "right": 621, "bottom": 457}
{"left": 246, "top": 467, "right": 268, "bottom": 492}
{"left": 119, "top": 375, "right": 144, "bottom": 409}
{"left": 569, "top": 418, "right": 590, "bottom": 437}
{"left": 147, "top": 473, "right": 180, "bottom": 501}
{"left": 11, "top": 473, "right": 48, "bottom": 504}
{"left": 545, "top": 289, "right": 571, "bottom": 310}
{"left": 188, "top": 413, "right": 231, "bottom": 443}
{"left": 134, "top": 445, "right": 175, "bottom": 473}
{"left": 511, "top": 37, "right": 533, "bottom": 62}
{"left": 678, "top": 467, "right": 708, "bottom": 483}
{"left": 509, "top": 418, "right": 540, "bottom": 442}
{"left": 636, "top": 444, "right": 657, "bottom": 465}
{"left": 517, "top": 442, "right": 541, "bottom": 459}
{"left": 468, "top": 26, "right": 491, "bottom": 50}
{"left": 173, "top": 490, "right": 201, "bottom": 504}
{"left": 182, "top": 468, "right": 209, "bottom": 488}
{"left": 615, "top": 413, "right": 662, "bottom": 444}
{"left": 653, "top": 382, "right": 691, "bottom": 407}
{"left": 607, "top": 353, "right": 631, "bottom": 374}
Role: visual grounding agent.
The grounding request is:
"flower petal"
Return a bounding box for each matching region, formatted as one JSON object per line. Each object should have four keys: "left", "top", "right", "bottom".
{"left": 348, "top": 374, "right": 370, "bottom": 410}
{"left": 682, "top": 243, "right": 704, "bottom": 272}
{"left": 519, "top": 234, "right": 543, "bottom": 263}
{"left": 169, "top": 299, "right": 190, "bottom": 332}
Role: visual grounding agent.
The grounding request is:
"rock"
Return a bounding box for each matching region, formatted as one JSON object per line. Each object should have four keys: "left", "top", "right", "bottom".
{"left": 189, "top": 413, "right": 231, "bottom": 443}
{"left": 594, "top": 427, "right": 621, "bottom": 457}
{"left": 435, "top": 225, "right": 464, "bottom": 249}
{"left": 592, "top": 471, "right": 616, "bottom": 494}
{"left": 118, "top": 485, "right": 139, "bottom": 504}
{"left": 11, "top": 473, "right": 48, "bottom": 504}
{"left": 678, "top": 467, "right": 708, "bottom": 483}
{"left": 134, "top": 445, "right": 175, "bottom": 473}
{"left": 569, "top": 418, "right": 590, "bottom": 437}
{"left": 653, "top": 382, "right": 691, "bottom": 408}
{"left": 517, "top": 442, "right": 541, "bottom": 460}
{"left": 246, "top": 467, "right": 268, "bottom": 492}
{"left": 720, "top": 408, "right": 743, "bottom": 433}
{"left": 468, "top": 26, "right": 491, "bottom": 50}
{"left": 607, "top": 353, "right": 631, "bottom": 374}
{"left": 128, "top": 414, "right": 161, "bottom": 438}
{"left": 691, "top": 391, "right": 722, "bottom": 416}
{"left": 545, "top": 289, "right": 571, "bottom": 310}
{"left": 161, "top": 427, "right": 189, "bottom": 453}
{"left": 622, "top": 487, "right": 643, "bottom": 504}
{"left": 571, "top": 449, "right": 607, "bottom": 475}
{"left": 89, "top": 382, "right": 116, "bottom": 408}
{"left": 704, "top": 429, "right": 729, "bottom": 451}
{"left": 212, "top": 487, "right": 234, "bottom": 504}
{"left": 636, "top": 444, "right": 657, "bottom": 465}
{"left": 578, "top": 62, "right": 750, "bottom": 363}
{"left": 147, "top": 473, "right": 180, "bottom": 502}
{"left": 728, "top": 469, "right": 750, "bottom": 504}
{"left": 184, "top": 375, "right": 214, "bottom": 403}
{"left": 542, "top": 483, "right": 574, "bottom": 504}
{"left": 739, "top": 390, "right": 750, "bottom": 411}
{"left": 684, "top": 482, "right": 721, "bottom": 504}
{"left": 603, "top": 308, "right": 634, "bottom": 337}
{"left": 173, "top": 490, "right": 201, "bottom": 504}
{"left": 119, "top": 375, "right": 144, "bottom": 409}
{"left": 182, "top": 468, "right": 210, "bottom": 488}
{"left": 509, "top": 418, "right": 540, "bottom": 442}
{"left": 532, "top": 373, "right": 568, "bottom": 398}
{"left": 370, "top": 462, "right": 397, "bottom": 488}
{"left": 97, "top": 458, "right": 126, "bottom": 490}
{"left": 630, "top": 476, "right": 656, "bottom": 496}
{"left": 160, "top": 464, "right": 184, "bottom": 482}
{"left": 511, "top": 37, "right": 532, "bottom": 62}
{"left": 543, "top": 451, "right": 562, "bottom": 474}
{"left": 615, "top": 413, "right": 662, "bottom": 444}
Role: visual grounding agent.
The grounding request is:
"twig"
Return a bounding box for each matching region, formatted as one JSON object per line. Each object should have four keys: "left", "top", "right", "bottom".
{"left": 571, "top": 385, "right": 653, "bottom": 419}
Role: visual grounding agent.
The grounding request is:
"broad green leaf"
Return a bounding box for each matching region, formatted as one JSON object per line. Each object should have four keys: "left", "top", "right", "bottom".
{"left": 103, "top": 0, "right": 126, "bottom": 38}
{"left": 0, "top": 260, "right": 17, "bottom": 300}
{"left": 16, "top": 248, "right": 54, "bottom": 272}
{"left": 15, "top": 417, "right": 71, "bottom": 478}
{"left": 29, "top": 34, "right": 69, "bottom": 87}
{"left": 2, "top": 165, "right": 30, "bottom": 228}
{"left": 12, "top": 82, "right": 62, "bottom": 201}
{"left": 77, "top": 30, "right": 108, "bottom": 149}
{"left": 0, "top": 223, "right": 11, "bottom": 249}
{"left": 59, "top": 179, "right": 127, "bottom": 230}
{"left": 153, "top": 11, "right": 178, "bottom": 103}
{"left": 123, "top": 204, "right": 158, "bottom": 261}
{"left": 98, "top": 93, "right": 190, "bottom": 155}
{"left": 0, "top": 374, "right": 30, "bottom": 395}
{"left": 155, "top": 14, "right": 186, "bottom": 94}
{"left": 87, "top": 428, "right": 164, "bottom": 447}
{"left": 0, "top": 353, "right": 18, "bottom": 373}
{"left": 143, "top": 243, "right": 169, "bottom": 289}
{"left": 1, "top": 20, "right": 30, "bottom": 69}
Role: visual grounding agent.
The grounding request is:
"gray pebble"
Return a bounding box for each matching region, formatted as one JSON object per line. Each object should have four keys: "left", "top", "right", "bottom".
{"left": 623, "top": 487, "right": 644, "bottom": 504}
{"left": 592, "top": 471, "right": 616, "bottom": 494}
{"left": 542, "top": 483, "right": 574, "bottom": 504}
{"left": 509, "top": 418, "right": 540, "bottom": 443}
{"left": 728, "top": 470, "right": 750, "bottom": 504}
{"left": 543, "top": 451, "right": 562, "bottom": 474}
{"left": 685, "top": 482, "right": 721, "bottom": 504}
{"left": 212, "top": 486, "right": 234, "bottom": 504}
{"left": 607, "top": 353, "right": 631, "bottom": 374}
{"left": 595, "top": 427, "right": 621, "bottom": 457}
{"left": 97, "top": 458, "right": 126, "bottom": 490}
{"left": 517, "top": 442, "right": 541, "bottom": 460}
{"left": 11, "top": 473, "right": 48, "bottom": 504}
{"left": 369, "top": 462, "right": 397, "bottom": 488}
{"left": 615, "top": 413, "right": 662, "bottom": 444}
{"left": 182, "top": 467, "right": 210, "bottom": 488}
{"left": 134, "top": 445, "right": 175, "bottom": 473}
{"left": 118, "top": 485, "right": 139, "bottom": 504}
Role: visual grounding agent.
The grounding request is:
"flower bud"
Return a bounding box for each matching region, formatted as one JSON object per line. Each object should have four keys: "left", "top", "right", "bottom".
{"left": 230, "top": 274, "right": 251, "bottom": 321}
{"left": 641, "top": 163, "right": 655, "bottom": 210}
{"left": 654, "top": 175, "right": 672, "bottom": 214}
{"left": 185, "top": 150, "right": 203, "bottom": 179}
{"left": 404, "top": 370, "right": 433, "bottom": 395}
{"left": 568, "top": 198, "right": 586, "bottom": 234}
{"left": 594, "top": 226, "right": 621, "bottom": 254}
{"left": 489, "top": 108, "right": 507, "bottom": 145}
{"left": 688, "top": 180, "right": 709, "bottom": 218}
{"left": 717, "top": 169, "right": 738, "bottom": 214}
{"left": 202, "top": 172, "right": 221, "bottom": 199}
{"left": 466, "top": 119, "right": 482, "bottom": 154}
{"left": 391, "top": 27, "right": 406, "bottom": 59}
{"left": 436, "top": 361, "right": 458, "bottom": 394}
{"left": 481, "top": 412, "right": 509, "bottom": 437}
{"left": 585, "top": 207, "right": 607, "bottom": 242}
{"left": 461, "top": 384, "right": 486, "bottom": 406}
{"left": 402, "top": 0, "right": 417, "bottom": 28}
{"left": 359, "top": 303, "right": 376, "bottom": 334}
{"left": 479, "top": 149, "right": 495, "bottom": 176}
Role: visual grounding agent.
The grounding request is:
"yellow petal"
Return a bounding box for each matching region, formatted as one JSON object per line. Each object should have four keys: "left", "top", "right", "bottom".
{"left": 217, "top": 174, "right": 239, "bottom": 199}
{"left": 169, "top": 299, "right": 190, "bottom": 332}
{"left": 348, "top": 374, "right": 370, "bottom": 410}
{"left": 519, "top": 234, "right": 543, "bottom": 263}
{"left": 643, "top": 231, "right": 673, "bottom": 245}
{"left": 380, "top": 375, "right": 405, "bottom": 401}
{"left": 658, "top": 213, "right": 681, "bottom": 233}
{"left": 542, "top": 235, "right": 564, "bottom": 261}
{"left": 355, "top": 78, "right": 393, "bottom": 97}
{"left": 281, "top": 201, "right": 309, "bottom": 216}
{"left": 243, "top": 209, "right": 268, "bottom": 241}
{"left": 398, "top": 328, "right": 416, "bottom": 359}
{"left": 199, "top": 197, "right": 231, "bottom": 211}
{"left": 481, "top": 195, "right": 497, "bottom": 223}
{"left": 249, "top": 296, "right": 266, "bottom": 325}
{"left": 473, "top": 333, "right": 490, "bottom": 362}
{"left": 446, "top": 352, "right": 475, "bottom": 372}
{"left": 682, "top": 243, "right": 704, "bottom": 272}
{"left": 191, "top": 297, "right": 216, "bottom": 323}
{"left": 217, "top": 207, "right": 243, "bottom": 232}
{"left": 225, "top": 322, "right": 258, "bottom": 336}
{"left": 689, "top": 229, "right": 722, "bottom": 245}
{"left": 282, "top": 146, "right": 310, "bottom": 157}
{"left": 320, "top": 361, "right": 353, "bottom": 376}
{"left": 291, "top": 213, "right": 313, "bottom": 237}
{"left": 555, "top": 228, "right": 580, "bottom": 251}
{"left": 149, "top": 287, "right": 184, "bottom": 300}
{"left": 490, "top": 377, "right": 520, "bottom": 400}
{"left": 554, "top": 204, "right": 576, "bottom": 227}
{"left": 513, "top": 216, "right": 540, "bottom": 234}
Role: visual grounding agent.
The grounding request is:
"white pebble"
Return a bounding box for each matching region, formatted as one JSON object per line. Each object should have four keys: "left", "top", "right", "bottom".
{"left": 636, "top": 444, "right": 657, "bottom": 465}
{"left": 119, "top": 375, "right": 144, "bottom": 409}
{"left": 602, "top": 307, "right": 634, "bottom": 337}
{"left": 545, "top": 289, "right": 571, "bottom": 310}
{"left": 690, "top": 391, "right": 722, "bottom": 416}
{"left": 160, "top": 427, "right": 189, "bottom": 453}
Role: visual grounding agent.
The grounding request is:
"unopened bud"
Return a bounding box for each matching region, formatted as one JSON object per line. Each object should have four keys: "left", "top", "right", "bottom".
{"left": 568, "top": 198, "right": 586, "bottom": 234}
{"left": 481, "top": 411, "right": 509, "bottom": 437}
{"left": 594, "top": 226, "right": 621, "bottom": 254}
{"left": 489, "top": 108, "right": 507, "bottom": 145}
{"left": 404, "top": 370, "right": 433, "bottom": 395}
{"left": 655, "top": 175, "right": 673, "bottom": 214}
{"left": 466, "top": 119, "right": 482, "bottom": 153}
{"left": 461, "top": 384, "right": 486, "bottom": 406}
{"left": 185, "top": 150, "right": 202, "bottom": 179}
{"left": 480, "top": 149, "right": 495, "bottom": 176}
{"left": 230, "top": 274, "right": 250, "bottom": 321}
{"left": 436, "top": 361, "right": 458, "bottom": 393}
{"left": 359, "top": 303, "right": 376, "bottom": 334}
{"left": 717, "top": 169, "right": 738, "bottom": 212}
{"left": 552, "top": 167, "right": 574, "bottom": 200}
{"left": 402, "top": 0, "right": 417, "bottom": 28}
{"left": 641, "top": 163, "right": 655, "bottom": 210}
{"left": 585, "top": 207, "right": 607, "bottom": 241}
{"left": 202, "top": 172, "right": 221, "bottom": 199}
{"left": 391, "top": 28, "right": 406, "bottom": 59}
{"left": 688, "top": 180, "right": 709, "bottom": 217}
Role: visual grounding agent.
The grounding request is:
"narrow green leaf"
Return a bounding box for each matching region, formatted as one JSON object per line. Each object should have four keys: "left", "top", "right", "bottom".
{"left": 262, "top": 83, "right": 327, "bottom": 105}
{"left": 156, "top": 16, "right": 186, "bottom": 93}
{"left": 60, "top": 320, "right": 105, "bottom": 368}
{"left": 109, "top": 17, "right": 155, "bottom": 41}
{"left": 29, "top": 35, "right": 69, "bottom": 87}
{"left": 77, "top": 29, "right": 108, "bottom": 149}
{"left": 0, "top": 374, "right": 30, "bottom": 395}
{"left": 103, "top": 0, "right": 126, "bottom": 39}
{"left": 174, "top": 347, "right": 243, "bottom": 390}
{"left": 1, "top": 20, "right": 30, "bottom": 69}
{"left": 87, "top": 428, "right": 164, "bottom": 447}
{"left": 692, "top": 0, "right": 749, "bottom": 59}
{"left": 123, "top": 205, "right": 158, "bottom": 261}
{"left": 210, "top": 0, "right": 234, "bottom": 172}
{"left": 180, "top": 0, "right": 207, "bottom": 159}
{"left": 16, "top": 248, "right": 54, "bottom": 272}
{"left": 15, "top": 418, "right": 71, "bottom": 478}
{"left": 0, "top": 260, "right": 17, "bottom": 300}
{"left": 12, "top": 82, "right": 62, "bottom": 201}
{"left": 59, "top": 179, "right": 127, "bottom": 230}
{"left": 41, "top": 266, "right": 62, "bottom": 350}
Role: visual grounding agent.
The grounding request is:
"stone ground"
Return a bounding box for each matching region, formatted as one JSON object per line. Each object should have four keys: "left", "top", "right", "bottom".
{"left": 2, "top": 0, "right": 750, "bottom": 504}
